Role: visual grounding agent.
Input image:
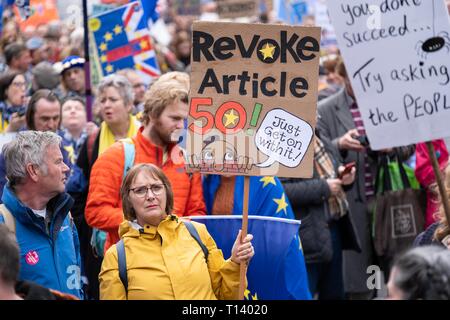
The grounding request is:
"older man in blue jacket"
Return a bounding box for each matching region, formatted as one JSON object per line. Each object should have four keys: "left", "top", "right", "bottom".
{"left": 0, "top": 130, "right": 83, "bottom": 299}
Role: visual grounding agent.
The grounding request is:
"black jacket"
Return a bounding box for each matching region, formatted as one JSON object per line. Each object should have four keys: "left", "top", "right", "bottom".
{"left": 281, "top": 134, "right": 361, "bottom": 264}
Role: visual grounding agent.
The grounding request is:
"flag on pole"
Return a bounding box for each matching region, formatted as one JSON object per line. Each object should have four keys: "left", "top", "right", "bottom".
{"left": 201, "top": 175, "right": 312, "bottom": 300}
{"left": 190, "top": 215, "right": 312, "bottom": 300}
{"left": 89, "top": 0, "right": 160, "bottom": 84}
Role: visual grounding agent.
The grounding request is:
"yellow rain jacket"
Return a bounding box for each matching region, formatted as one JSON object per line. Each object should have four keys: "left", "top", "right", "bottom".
{"left": 99, "top": 215, "right": 243, "bottom": 300}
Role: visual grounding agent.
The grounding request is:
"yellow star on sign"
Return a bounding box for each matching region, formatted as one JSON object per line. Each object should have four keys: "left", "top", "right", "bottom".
{"left": 223, "top": 109, "right": 239, "bottom": 127}
{"left": 100, "top": 55, "right": 107, "bottom": 63}
{"left": 260, "top": 176, "right": 276, "bottom": 188}
{"left": 273, "top": 193, "right": 289, "bottom": 215}
{"left": 100, "top": 42, "right": 107, "bottom": 51}
{"left": 104, "top": 32, "right": 113, "bottom": 42}
{"left": 140, "top": 40, "right": 149, "bottom": 50}
{"left": 105, "top": 64, "right": 114, "bottom": 73}
{"left": 113, "top": 24, "right": 123, "bottom": 35}
{"left": 259, "top": 43, "right": 275, "bottom": 60}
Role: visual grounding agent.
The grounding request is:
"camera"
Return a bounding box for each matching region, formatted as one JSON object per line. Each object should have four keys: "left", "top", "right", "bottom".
{"left": 355, "top": 135, "right": 369, "bottom": 147}
{"left": 17, "top": 109, "right": 26, "bottom": 117}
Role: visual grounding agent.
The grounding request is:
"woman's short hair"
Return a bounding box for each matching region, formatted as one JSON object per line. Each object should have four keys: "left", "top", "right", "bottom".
{"left": 141, "top": 72, "right": 189, "bottom": 125}
{"left": 61, "top": 95, "right": 86, "bottom": 109}
{"left": 97, "top": 74, "right": 134, "bottom": 107}
{"left": 335, "top": 57, "right": 348, "bottom": 79}
{"left": 391, "top": 245, "right": 450, "bottom": 300}
{"left": 120, "top": 163, "right": 174, "bottom": 221}
{"left": 0, "top": 71, "right": 23, "bottom": 101}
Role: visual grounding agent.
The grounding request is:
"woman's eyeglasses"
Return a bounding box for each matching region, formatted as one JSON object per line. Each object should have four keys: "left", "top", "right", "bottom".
{"left": 11, "top": 81, "right": 27, "bottom": 89}
{"left": 129, "top": 184, "right": 165, "bottom": 197}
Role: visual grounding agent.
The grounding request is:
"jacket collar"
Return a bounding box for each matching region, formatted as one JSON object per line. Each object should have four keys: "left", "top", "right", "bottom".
{"left": 136, "top": 127, "right": 181, "bottom": 164}
{"left": 333, "top": 88, "right": 356, "bottom": 132}
{"left": 119, "top": 214, "right": 179, "bottom": 239}
{"left": 2, "top": 184, "right": 74, "bottom": 230}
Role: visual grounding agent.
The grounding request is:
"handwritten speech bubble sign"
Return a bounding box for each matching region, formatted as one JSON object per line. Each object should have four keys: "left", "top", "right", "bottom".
{"left": 255, "top": 108, "right": 313, "bottom": 168}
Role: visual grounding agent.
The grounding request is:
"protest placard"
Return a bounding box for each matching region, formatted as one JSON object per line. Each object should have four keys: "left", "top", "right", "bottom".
{"left": 173, "top": 0, "right": 201, "bottom": 16}
{"left": 14, "top": 0, "right": 59, "bottom": 31}
{"left": 187, "top": 21, "right": 321, "bottom": 178}
{"left": 327, "top": 0, "right": 450, "bottom": 150}
{"left": 216, "top": 0, "right": 258, "bottom": 19}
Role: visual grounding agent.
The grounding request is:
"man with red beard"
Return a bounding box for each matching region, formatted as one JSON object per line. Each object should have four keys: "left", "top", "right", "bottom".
{"left": 85, "top": 72, "right": 206, "bottom": 253}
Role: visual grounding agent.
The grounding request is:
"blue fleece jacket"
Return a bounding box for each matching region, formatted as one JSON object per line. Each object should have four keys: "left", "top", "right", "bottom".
{"left": 0, "top": 185, "right": 83, "bottom": 299}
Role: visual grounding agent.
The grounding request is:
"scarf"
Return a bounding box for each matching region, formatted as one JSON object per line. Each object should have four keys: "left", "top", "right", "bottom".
{"left": 98, "top": 115, "right": 140, "bottom": 155}
{"left": 314, "top": 137, "right": 348, "bottom": 220}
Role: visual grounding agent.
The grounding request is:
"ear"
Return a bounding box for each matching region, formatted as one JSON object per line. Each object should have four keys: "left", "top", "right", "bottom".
{"left": 26, "top": 163, "right": 40, "bottom": 182}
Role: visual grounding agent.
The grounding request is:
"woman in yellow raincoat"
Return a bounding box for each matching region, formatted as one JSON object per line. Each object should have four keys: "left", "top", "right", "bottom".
{"left": 99, "top": 163, "right": 254, "bottom": 300}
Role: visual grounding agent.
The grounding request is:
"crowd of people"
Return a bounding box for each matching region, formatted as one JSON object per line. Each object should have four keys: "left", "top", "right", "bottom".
{"left": 1, "top": 1, "right": 450, "bottom": 301}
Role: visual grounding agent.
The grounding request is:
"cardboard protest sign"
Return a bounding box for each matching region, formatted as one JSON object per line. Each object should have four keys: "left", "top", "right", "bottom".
{"left": 216, "top": 0, "right": 258, "bottom": 19}
{"left": 14, "top": 0, "right": 59, "bottom": 32}
{"left": 186, "top": 21, "right": 321, "bottom": 178}
{"left": 327, "top": 0, "right": 450, "bottom": 150}
{"left": 173, "top": 0, "right": 201, "bottom": 16}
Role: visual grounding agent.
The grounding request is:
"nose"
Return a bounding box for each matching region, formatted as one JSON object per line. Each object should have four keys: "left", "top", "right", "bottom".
{"left": 62, "top": 162, "right": 70, "bottom": 173}
{"left": 47, "top": 119, "right": 57, "bottom": 131}
{"left": 176, "top": 119, "right": 184, "bottom": 130}
{"left": 145, "top": 188, "right": 156, "bottom": 200}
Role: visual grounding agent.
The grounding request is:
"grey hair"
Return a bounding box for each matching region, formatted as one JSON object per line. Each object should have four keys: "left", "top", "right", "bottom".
{"left": 97, "top": 74, "right": 134, "bottom": 107}
{"left": 2, "top": 131, "right": 62, "bottom": 187}
{"left": 391, "top": 245, "right": 450, "bottom": 300}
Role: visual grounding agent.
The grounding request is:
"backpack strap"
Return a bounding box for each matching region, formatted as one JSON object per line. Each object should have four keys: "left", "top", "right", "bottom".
{"left": 116, "top": 239, "right": 128, "bottom": 299}
{"left": 183, "top": 221, "right": 209, "bottom": 263}
{"left": 0, "top": 204, "right": 16, "bottom": 235}
{"left": 115, "top": 221, "right": 208, "bottom": 299}
{"left": 121, "top": 138, "right": 136, "bottom": 180}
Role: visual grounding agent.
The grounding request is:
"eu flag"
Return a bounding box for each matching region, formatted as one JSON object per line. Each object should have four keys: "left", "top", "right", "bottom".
{"left": 191, "top": 215, "right": 311, "bottom": 300}
{"left": 89, "top": 0, "right": 160, "bottom": 84}
{"left": 201, "top": 175, "right": 312, "bottom": 300}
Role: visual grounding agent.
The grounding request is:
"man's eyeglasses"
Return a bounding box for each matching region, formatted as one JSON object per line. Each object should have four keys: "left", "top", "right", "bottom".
{"left": 129, "top": 184, "right": 165, "bottom": 197}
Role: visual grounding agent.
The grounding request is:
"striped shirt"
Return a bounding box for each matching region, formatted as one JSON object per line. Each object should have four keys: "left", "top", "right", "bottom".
{"left": 350, "top": 102, "right": 375, "bottom": 197}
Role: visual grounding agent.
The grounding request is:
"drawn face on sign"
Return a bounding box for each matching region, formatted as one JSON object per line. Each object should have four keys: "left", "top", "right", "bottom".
{"left": 201, "top": 135, "right": 237, "bottom": 164}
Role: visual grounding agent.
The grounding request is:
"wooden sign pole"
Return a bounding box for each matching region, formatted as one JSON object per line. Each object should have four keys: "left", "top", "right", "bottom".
{"left": 238, "top": 175, "right": 250, "bottom": 300}
{"left": 426, "top": 141, "right": 450, "bottom": 223}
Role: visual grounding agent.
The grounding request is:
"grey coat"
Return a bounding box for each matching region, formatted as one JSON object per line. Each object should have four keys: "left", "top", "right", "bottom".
{"left": 317, "top": 88, "right": 413, "bottom": 293}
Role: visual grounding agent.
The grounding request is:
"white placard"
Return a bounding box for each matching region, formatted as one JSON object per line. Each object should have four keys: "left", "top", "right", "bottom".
{"left": 327, "top": 0, "right": 450, "bottom": 149}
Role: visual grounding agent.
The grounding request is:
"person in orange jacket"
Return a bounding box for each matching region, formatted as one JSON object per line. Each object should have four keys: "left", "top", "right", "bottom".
{"left": 85, "top": 72, "right": 206, "bottom": 253}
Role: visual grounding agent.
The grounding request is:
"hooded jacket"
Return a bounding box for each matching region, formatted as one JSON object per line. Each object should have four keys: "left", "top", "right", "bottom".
{"left": 99, "top": 215, "right": 241, "bottom": 300}
{"left": 1, "top": 185, "right": 83, "bottom": 299}
{"left": 85, "top": 127, "right": 206, "bottom": 252}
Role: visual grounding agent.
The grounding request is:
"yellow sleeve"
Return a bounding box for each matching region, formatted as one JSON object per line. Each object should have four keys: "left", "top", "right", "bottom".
{"left": 194, "top": 222, "right": 247, "bottom": 300}
{"left": 98, "top": 245, "right": 127, "bottom": 300}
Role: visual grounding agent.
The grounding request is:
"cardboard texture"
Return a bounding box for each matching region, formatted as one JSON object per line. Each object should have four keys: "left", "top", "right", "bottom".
{"left": 187, "top": 21, "right": 321, "bottom": 178}
{"left": 216, "top": 0, "right": 258, "bottom": 19}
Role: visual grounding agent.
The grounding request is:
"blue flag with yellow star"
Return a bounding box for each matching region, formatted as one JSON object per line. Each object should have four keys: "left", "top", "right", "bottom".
{"left": 89, "top": 0, "right": 160, "bottom": 84}
{"left": 202, "top": 175, "right": 311, "bottom": 300}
